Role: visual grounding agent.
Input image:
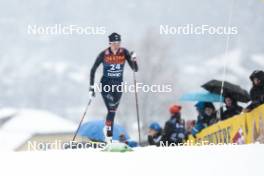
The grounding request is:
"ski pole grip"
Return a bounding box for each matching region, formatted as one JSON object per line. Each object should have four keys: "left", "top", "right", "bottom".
{"left": 130, "top": 51, "right": 137, "bottom": 61}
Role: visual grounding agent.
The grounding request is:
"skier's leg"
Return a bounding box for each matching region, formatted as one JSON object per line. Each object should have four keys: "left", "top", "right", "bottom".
{"left": 101, "top": 78, "right": 122, "bottom": 141}
{"left": 102, "top": 92, "right": 122, "bottom": 137}
{"left": 101, "top": 78, "right": 116, "bottom": 142}
{"left": 105, "top": 89, "right": 122, "bottom": 137}
{"left": 101, "top": 90, "right": 114, "bottom": 138}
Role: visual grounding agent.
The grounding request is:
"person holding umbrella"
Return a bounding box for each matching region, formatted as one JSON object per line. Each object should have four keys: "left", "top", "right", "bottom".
{"left": 244, "top": 70, "right": 264, "bottom": 112}
{"left": 202, "top": 79, "right": 250, "bottom": 103}
{"left": 220, "top": 95, "right": 243, "bottom": 121}
{"left": 192, "top": 102, "right": 217, "bottom": 136}
{"left": 179, "top": 91, "right": 222, "bottom": 136}
{"left": 192, "top": 102, "right": 207, "bottom": 136}
{"left": 203, "top": 102, "right": 217, "bottom": 125}
{"left": 202, "top": 79, "right": 250, "bottom": 119}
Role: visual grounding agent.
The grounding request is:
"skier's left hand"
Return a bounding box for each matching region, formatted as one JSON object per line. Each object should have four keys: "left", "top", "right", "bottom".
{"left": 130, "top": 51, "right": 138, "bottom": 72}
{"left": 131, "top": 51, "right": 137, "bottom": 61}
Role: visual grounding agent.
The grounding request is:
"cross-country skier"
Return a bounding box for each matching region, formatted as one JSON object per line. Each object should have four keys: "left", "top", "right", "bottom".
{"left": 89, "top": 32, "right": 138, "bottom": 143}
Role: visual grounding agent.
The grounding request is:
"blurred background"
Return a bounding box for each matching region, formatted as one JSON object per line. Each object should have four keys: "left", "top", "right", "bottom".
{"left": 0, "top": 0, "right": 264, "bottom": 146}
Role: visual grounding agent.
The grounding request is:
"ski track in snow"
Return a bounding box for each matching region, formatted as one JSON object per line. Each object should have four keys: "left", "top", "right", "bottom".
{"left": 0, "top": 144, "right": 263, "bottom": 176}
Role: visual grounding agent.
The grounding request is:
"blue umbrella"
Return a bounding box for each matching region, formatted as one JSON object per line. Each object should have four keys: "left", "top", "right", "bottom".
{"left": 78, "top": 120, "right": 130, "bottom": 142}
{"left": 179, "top": 91, "right": 224, "bottom": 102}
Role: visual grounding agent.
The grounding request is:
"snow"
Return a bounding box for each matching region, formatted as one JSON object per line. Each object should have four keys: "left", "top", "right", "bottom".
{"left": 1, "top": 109, "right": 76, "bottom": 133}
{"left": 251, "top": 54, "right": 264, "bottom": 66}
{"left": 42, "top": 61, "right": 69, "bottom": 75}
{"left": 0, "top": 108, "right": 76, "bottom": 150}
{"left": 0, "top": 108, "right": 17, "bottom": 120}
{"left": 182, "top": 49, "right": 249, "bottom": 84}
{"left": 0, "top": 144, "right": 263, "bottom": 176}
{"left": 68, "top": 69, "right": 89, "bottom": 83}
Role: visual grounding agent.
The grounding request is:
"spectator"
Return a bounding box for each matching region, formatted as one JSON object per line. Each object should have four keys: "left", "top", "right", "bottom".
{"left": 119, "top": 133, "right": 138, "bottom": 147}
{"left": 220, "top": 95, "right": 243, "bottom": 120}
{"left": 192, "top": 102, "right": 217, "bottom": 136}
{"left": 162, "top": 104, "right": 186, "bottom": 145}
{"left": 186, "top": 120, "right": 196, "bottom": 136}
{"left": 203, "top": 102, "right": 217, "bottom": 125}
{"left": 245, "top": 70, "right": 264, "bottom": 112}
{"left": 192, "top": 102, "right": 206, "bottom": 136}
{"left": 147, "top": 122, "right": 162, "bottom": 146}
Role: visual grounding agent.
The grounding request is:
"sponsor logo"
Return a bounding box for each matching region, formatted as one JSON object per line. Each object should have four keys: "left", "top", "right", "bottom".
{"left": 105, "top": 55, "right": 125, "bottom": 64}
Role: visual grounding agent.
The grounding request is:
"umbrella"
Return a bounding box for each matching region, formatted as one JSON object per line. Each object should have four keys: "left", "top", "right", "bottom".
{"left": 179, "top": 91, "right": 224, "bottom": 102}
{"left": 202, "top": 80, "right": 250, "bottom": 103}
{"left": 78, "top": 120, "right": 130, "bottom": 142}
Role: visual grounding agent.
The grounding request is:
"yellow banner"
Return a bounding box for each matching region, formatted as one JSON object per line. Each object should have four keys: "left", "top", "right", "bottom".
{"left": 245, "top": 105, "right": 264, "bottom": 143}
{"left": 189, "top": 104, "right": 264, "bottom": 145}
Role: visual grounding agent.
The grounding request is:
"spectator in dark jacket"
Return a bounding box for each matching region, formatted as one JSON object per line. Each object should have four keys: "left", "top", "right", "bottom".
{"left": 192, "top": 102, "right": 217, "bottom": 136}
{"left": 220, "top": 95, "right": 243, "bottom": 120}
{"left": 147, "top": 122, "right": 162, "bottom": 146}
{"left": 162, "top": 104, "right": 186, "bottom": 145}
{"left": 245, "top": 70, "right": 264, "bottom": 112}
{"left": 202, "top": 102, "right": 217, "bottom": 126}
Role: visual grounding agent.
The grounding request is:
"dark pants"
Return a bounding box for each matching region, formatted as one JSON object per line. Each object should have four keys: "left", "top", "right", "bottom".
{"left": 101, "top": 76, "right": 123, "bottom": 137}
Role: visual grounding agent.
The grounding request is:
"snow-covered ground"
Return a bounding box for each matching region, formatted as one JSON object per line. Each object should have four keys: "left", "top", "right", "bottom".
{"left": 0, "top": 108, "right": 76, "bottom": 150}
{"left": 0, "top": 144, "right": 263, "bottom": 176}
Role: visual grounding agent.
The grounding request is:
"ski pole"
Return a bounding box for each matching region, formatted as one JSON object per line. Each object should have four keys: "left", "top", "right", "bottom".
{"left": 133, "top": 71, "right": 142, "bottom": 145}
{"left": 72, "top": 94, "right": 93, "bottom": 141}
{"left": 131, "top": 51, "right": 142, "bottom": 145}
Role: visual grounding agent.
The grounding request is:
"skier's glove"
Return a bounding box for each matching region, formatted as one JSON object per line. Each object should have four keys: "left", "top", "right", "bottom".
{"left": 89, "top": 86, "right": 95, "bottom": 98}
{"left": 130, "top": 51, "right": 138, "bottom": 72}
{"left": 131, "top": 52, "right": 137, "bottom": 61}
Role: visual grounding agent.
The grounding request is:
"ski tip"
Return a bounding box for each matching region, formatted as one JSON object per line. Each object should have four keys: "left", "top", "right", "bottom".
{"left": 102, "top": 142, "right": 133, "bottom": 152}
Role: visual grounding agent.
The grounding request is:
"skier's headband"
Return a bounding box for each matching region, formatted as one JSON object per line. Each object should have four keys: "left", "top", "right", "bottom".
{"left": 109, "top": 41, "right": 121, "bottom": 44}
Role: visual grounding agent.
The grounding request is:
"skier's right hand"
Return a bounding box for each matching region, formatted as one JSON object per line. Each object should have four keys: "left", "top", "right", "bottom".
{"left": 89, "top": 86, "right": 95, "bottom": 98}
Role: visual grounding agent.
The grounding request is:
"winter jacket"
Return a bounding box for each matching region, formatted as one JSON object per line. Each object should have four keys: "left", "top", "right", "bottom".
{"left": 191, "top": 112, "right": 217, "bottom": 136}
{"left": 221, "top": 105, "right": 243, "bottom": 121}
{"left": 246, "top": 84, "right": 264, "bottom": 111}
{"left": 192, "top": 119, "right": 206, "bottom": 136}
{"left": 162, "top": 117, "right": 186, "bottom": 145}
{"left": 125, "top": 140, "right": 138, "bottom": 148}
{"left": 202, "top": 112, "right": 217, "bottom": 126}
{"left": 148, "top": 132, "right": 163, "bottom": 146}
